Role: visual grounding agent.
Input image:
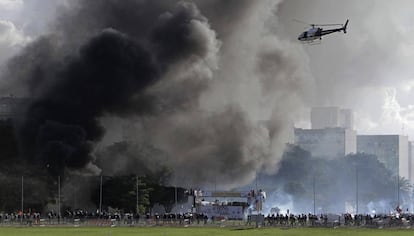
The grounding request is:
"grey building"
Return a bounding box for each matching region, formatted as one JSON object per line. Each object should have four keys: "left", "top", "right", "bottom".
{"left": 294, "top": 127, "right": 356, "bottom": 159}
{"left": 357, "top": 135, "right": 409, "bottom": 180}
{"left": 311, "top": 107, "right": 354, "bottom": 130}
{"left": 409, "top": 141, "right": 414, "bottom": 183}
{"left": 339, "top": 109, "right": 354, "bottom": 130}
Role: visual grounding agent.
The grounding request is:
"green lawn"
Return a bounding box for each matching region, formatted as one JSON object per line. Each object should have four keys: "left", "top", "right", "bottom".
{"left": 0, "top": 227, "right": 414, "bottom": 236}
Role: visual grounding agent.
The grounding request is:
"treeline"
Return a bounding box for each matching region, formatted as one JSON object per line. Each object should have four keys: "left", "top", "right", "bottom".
{"left": 261, "top": 145, "right": 411, "bottom": 213}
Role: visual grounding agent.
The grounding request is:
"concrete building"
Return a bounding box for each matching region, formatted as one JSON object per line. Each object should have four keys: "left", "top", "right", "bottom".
{"left": 294, "top": 127, "right": 356, "bottom": 159}
{"left": 409, "top": 141, "right": 414, "bottom": 183}
{"left": 339, "top": 109, "right": 354, "bottom": 130}
{"left": 357, "top": 135, "right": 409, "bottom": 180}
{"left": 311, "top": 107, "right": 340, "bottom": 129}
{"left": 311, "top": 107, "right": 354, "bottom": 130}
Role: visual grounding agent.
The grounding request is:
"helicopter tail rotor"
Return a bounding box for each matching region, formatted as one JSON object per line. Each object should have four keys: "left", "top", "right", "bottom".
{"left": 343, "top": 19, "right": 349, "bottom": 33}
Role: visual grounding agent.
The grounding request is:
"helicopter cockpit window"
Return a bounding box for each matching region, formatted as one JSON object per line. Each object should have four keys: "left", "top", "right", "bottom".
{"left": 308, "top": 28, "right": 318, "bottom": 36}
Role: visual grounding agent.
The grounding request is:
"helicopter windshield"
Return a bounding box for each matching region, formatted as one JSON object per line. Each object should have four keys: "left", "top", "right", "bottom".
{"left": 307, "top": 28, "right": 318, "bottom": 36}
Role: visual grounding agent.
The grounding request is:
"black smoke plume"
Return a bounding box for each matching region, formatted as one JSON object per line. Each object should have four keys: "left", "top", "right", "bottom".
{"left": 18, "top": 30, "right": 160, "bottom": 176}
{"left": 8, "top": 1, "right": 219, "bottom": 177}
{"left": 3, "top": 0, "right": 308, "bottom": 192}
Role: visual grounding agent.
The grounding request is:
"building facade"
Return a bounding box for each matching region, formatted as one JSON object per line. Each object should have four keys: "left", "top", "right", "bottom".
{"left": 294, "top": 127, "right": 356, "bottom": 159}
{"left": 311, "top": 107, "right": 354, "bottom": 130}
{"left": 357, "top": 135, "right": 409, "bottom": 179}
{"left": 409, "top": 141, "right": 414, "bottom": 184}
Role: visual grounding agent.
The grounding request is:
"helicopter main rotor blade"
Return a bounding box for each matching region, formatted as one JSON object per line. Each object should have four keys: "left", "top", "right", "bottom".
{"left": 293, "top": 19, "right": 310, "bottom": 25}
{"left": 313, "top": 23, "right": 343, "bottom": 27}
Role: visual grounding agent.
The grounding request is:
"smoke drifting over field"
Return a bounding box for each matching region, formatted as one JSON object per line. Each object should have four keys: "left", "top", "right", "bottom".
{"left": 0, "top": 0, "right": 313, "bottom": 189}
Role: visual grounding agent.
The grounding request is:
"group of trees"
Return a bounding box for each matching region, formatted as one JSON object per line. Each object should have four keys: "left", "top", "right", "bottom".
{"left": 0, "top": 173, "right": 187, "bottom": 214}
{"left": 90, "top": 175, "right": 186, "bottom": 214}
{"left": 0, "top": 119, "right": 186, "bottom": 214}
{"left": 261, "top": 145, "right": 412, "bottom": 214}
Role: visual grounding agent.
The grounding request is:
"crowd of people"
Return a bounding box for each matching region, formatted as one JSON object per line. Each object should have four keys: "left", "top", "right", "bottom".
{"left": 2, "top": 209, "right": 414, "bottom": 228}
{"left": 0, "top": 210, "right": 212, "bottom": 226}
{"left": 262, "top": 213, "right": 414, "bottom": 227}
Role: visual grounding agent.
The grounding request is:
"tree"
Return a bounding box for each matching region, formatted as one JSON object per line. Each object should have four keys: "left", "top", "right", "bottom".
{"left": 91, "top": 175, "right": 152, "bottom": 213}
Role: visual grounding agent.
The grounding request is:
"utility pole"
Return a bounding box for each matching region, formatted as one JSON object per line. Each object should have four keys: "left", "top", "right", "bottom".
{"left": 397, "top": 175, "right": 400, "bottom": 208}
{"left": 255, "top": 171, "right": 258, "bottom": 193}
{"left": 99, "top": 175, "right": 103, "bottom": 215}
{"left": 74, "top": 176, "right": 77, "bottom": 210}
{"left": 136, "top": 175, "right": 139, "bottom": 214}
{"left": 21, "top": 176, "right": 24, "bottom": 224}
{"left": 58, "top": 176, "right": 61, "bottom": 223}
{"left": 214, "top": 176, "right": 217, "bottom": 192}
{"left": 356, "top": 167, "right": 358, "bottom": 215}
{"left": 175, "top": 185, "right": 178, "bottom": 207}
{"left": 313, "top": 176, "right": 316, "bottom": 215}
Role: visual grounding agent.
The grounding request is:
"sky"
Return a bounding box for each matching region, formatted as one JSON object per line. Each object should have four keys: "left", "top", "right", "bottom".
{"left": 0, "top": 0, "right": 64, "bottom": 64}
{"left": 1, "top": 0, "right": 413, "bottom": 139}
{"left": 1, "top": 0, "right": 414, "bottom": 187}
{"left": 278, "top": 0, "right": 414, "bottom": 138}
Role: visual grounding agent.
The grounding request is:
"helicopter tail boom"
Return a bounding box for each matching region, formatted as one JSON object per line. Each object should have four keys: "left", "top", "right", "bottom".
{"left": 343, "top": 19, "right": 349, "bottom": 33}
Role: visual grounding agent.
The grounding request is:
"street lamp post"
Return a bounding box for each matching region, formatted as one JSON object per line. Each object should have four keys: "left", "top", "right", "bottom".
{"left": 356, "top": 167, "right": 358, "bottom": 215}
{"left": 21, "top": 176, "right": 24, "bottom": 224}
{"left": 313, "top": 176, "right": 316, "bottom": 215}
{"left": 58, "top": 175, "right": 61, "bottom": 223}
{"left": 136, "top": 175, "right": 139, "bottom": 215}
{"left": 99, "top": 175, "right": 103, "bottom": 215}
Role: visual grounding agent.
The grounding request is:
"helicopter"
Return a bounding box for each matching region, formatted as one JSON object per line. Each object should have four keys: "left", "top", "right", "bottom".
{"left": 297, "top": 19, "right": 349, "bottom": 42}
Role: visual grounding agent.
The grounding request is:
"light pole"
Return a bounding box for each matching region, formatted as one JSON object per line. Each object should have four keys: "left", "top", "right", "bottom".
{"left": 21, "top": 176, "right": 24, "bottom": 224}
{"left": 174, "top": 184, "right": 177, "bottom": 207}
{"left": 397, "top": 175, "right": 400, "bottom": 209}
{"left": 313, "top": 176, "right": 316, "bottom": 215}
{"left": 136, "top": 175, "right": 139, "bottom": 215}
{"left": 99, "top": 175, "right": 103, "bottom": 214}
{"left": 356, "top": 167, "right": 358, "bottom": 215}
{"left": 58, "top": 175, "right": 61, "bottom": 223}
{"left": 73, "top": 177, "right": 77, "bottom": 210}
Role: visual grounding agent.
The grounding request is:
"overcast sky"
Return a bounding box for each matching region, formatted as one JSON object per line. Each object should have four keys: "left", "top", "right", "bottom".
{"left": 278, "top": 0, "right": 414, "bottom": 138}
{"left": 2, "top": 0, "right": 414, "bottom": 140}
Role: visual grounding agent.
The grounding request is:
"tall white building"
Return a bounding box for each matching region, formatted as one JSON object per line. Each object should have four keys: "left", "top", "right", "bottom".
{"left": 339, "top": 109, "right": 354, "bottom": 130}
{"left": 294, "top": 107, "right": 356, "bottom": 159}
{"left": 408, "top": 141, "right": 414, "bottom": 183}
{"left": 357, "top": 135, "right": 409, "bottom": 179}
{"left": 294, "top": 128, "right": 356, "bottom": 159}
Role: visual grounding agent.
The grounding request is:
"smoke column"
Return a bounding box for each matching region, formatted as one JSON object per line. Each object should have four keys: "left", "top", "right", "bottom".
{"left": 2, "top": 0, "right": 313, "bottom": 188}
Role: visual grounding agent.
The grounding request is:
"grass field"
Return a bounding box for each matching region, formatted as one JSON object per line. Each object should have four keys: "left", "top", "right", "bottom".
{"left": 0, "top": 227, "right": 414, "bottom": 236}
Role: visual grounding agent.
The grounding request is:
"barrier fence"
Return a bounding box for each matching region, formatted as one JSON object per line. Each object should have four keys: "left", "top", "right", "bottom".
{"left": 1, "top": 212, "right": 414, "bottom": 228}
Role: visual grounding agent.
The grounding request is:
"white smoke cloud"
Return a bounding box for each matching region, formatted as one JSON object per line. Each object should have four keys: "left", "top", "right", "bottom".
{"left": 0, "top": 20, "right": 30, "bottom": 65}
{"left": 0, "top": 0, "right": 23, "bottom": 11}
{"left": 0, "top": 0, "right": 68, "bottom": 68}
{"left": 0, "top": 20, "right": 29, "bottom": 45}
